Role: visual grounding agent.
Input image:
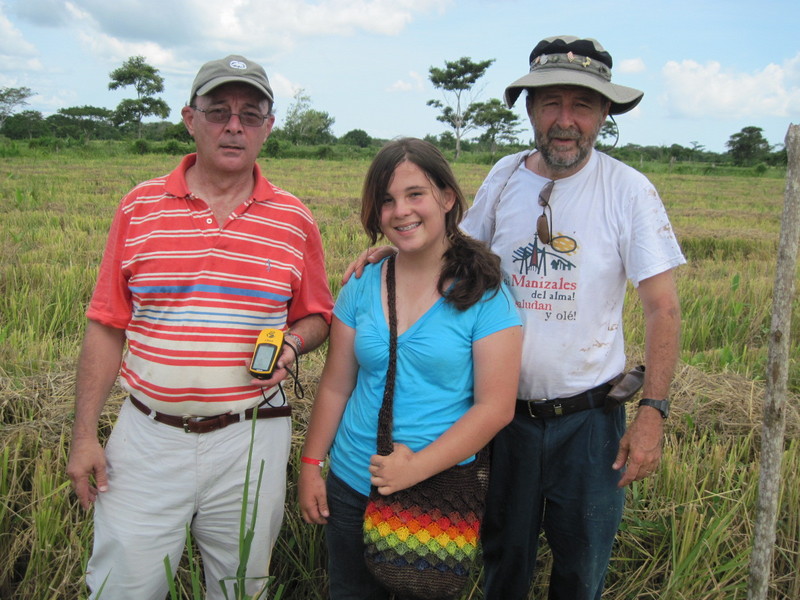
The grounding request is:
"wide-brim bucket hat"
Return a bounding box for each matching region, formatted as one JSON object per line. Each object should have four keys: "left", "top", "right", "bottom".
{"left": 504, "top": 35, "right": 643, "bottom": 115}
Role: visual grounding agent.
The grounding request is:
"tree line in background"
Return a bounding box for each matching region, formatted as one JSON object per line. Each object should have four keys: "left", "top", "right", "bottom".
{"left": 0, "top": 55, "right": 788, "bottom": 168}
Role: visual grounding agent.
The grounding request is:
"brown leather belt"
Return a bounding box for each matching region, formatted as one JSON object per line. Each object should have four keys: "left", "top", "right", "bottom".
{"left": 516, "top": 383, "right": 613, "bottom": 419}
{"left": 130, "top": 394, "right": 291, "bottom": 434}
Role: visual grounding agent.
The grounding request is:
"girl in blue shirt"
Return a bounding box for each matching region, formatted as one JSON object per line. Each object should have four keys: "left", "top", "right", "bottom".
{"left": 299, "top": 138, "right": 522, "bottom": 599}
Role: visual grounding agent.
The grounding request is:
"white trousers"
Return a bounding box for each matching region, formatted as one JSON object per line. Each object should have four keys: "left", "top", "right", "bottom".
{"left": 86, "top": 397, "right": 292, "bottom": 600}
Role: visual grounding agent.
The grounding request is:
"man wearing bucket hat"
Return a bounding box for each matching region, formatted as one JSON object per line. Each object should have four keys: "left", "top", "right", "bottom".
{"left": 67, "top": 55, "right": 333, "bottom": 599}
{"left": 459, "top": 35, "right": 686, "bottom": 599}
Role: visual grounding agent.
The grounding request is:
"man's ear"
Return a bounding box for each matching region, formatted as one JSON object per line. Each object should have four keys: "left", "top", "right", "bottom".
{"left": 264, "top": 113, "right": 276, "bottom": 136}
{"left": 181, "top": 105, "right": 196, "bottom": 137}
{"left": 259, "top": 113, "right": 276, "bottom": 148}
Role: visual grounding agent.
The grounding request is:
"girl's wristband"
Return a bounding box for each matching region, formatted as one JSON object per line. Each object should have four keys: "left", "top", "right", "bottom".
{"left": 301, "top": 456, "right": 325, "bottom": 468}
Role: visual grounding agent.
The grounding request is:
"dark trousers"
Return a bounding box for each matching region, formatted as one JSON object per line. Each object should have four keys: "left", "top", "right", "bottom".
{"left": 327, "top": 471, "right": 425, "bottom": 600}
{"left": 325, "top": 471, "right": 388, "bottom": 600}
{"left": 481, "top": 405, "right": 627, "bottom": 600}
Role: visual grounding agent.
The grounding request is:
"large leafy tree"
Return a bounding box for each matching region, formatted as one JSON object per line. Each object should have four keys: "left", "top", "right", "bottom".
{"left": 471, "top": 98, "right": 523, "bottom": 154}
{"left": 1, "top": 109, "right": 49, "bottom": 139}
{"left": 0, "top": 86, "right": 34, "bottom": 128}
{"left": 47, "top": 105, "right": 117, "bottom": 139}
{"left": 427, "top": 57, "right": 494, "bottom": 159}
{"left": 281, "top": 89, "right": 335, "bottom": 145}
{"left": 108, "top": 56, "right": 170, "bottom": 137}
{"left": 726, "top": 126, "right": 771, "bottom": 166}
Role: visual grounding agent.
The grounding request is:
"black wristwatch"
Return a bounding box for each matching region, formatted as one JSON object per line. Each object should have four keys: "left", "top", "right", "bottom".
{"left": 638, "top": 398, "right": 670, "bottom": 419}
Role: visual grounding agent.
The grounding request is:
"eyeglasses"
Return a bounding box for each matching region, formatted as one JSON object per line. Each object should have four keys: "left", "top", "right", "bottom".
{"left": 191, "top": 106, "right": 269, "bottom": 128}
{"left": 537, "top": 180, "right": 555, "bottom": 245}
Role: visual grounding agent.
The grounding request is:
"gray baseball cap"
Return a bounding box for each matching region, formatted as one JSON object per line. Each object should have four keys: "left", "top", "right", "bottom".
{"left": 504, "top": 35, "right": 643, "bottom": 115}
{"left": 190, "top": 55, "right": 274, "bottom": 102}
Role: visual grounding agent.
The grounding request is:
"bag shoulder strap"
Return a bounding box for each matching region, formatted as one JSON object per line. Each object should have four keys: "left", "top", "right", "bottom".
{"left": 376, "top": 255, "right": 397, "bottom": 456}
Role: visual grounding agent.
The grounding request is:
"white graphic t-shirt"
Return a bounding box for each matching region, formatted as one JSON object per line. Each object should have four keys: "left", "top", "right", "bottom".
{"left": 462, "top": 149, "right": 686, "bottom": 400}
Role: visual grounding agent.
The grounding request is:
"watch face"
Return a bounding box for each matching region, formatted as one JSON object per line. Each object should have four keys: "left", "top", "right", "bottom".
{"left": 641, "top": 399, "right": 669, "bottom": 418}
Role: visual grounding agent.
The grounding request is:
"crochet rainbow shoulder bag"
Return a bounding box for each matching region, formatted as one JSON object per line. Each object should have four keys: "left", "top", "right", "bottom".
{"left": 362, "top": 255, "right": 490, "bottom": 600}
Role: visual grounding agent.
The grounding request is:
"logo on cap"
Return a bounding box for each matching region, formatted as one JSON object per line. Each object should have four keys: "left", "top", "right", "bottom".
{"left": 229, "top": 60, "right": 247, "bottom": 70}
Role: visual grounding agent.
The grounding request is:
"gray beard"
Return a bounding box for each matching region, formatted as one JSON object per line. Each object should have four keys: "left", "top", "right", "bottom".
{"left": 537, "top": 139, "right": 593, "bottom": 173}
{"left": 534, "top": 121, "right": 603, "bottom": 174}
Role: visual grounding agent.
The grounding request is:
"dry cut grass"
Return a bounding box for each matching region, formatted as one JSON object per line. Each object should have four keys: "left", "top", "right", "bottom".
{"left": 2, "top": 354, "right": 799, "bottom": 599}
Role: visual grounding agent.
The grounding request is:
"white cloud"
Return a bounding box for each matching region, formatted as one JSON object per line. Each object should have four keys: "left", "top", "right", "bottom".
{"left": 10, "top": 0, "right": 72, "bottom": 27}
{"left": 269, "top": 72, "right": 303, "bottom": 100}
{"left": 0, "top": 3, "right": 40, "bottom": 69}
{"left": 387, "top": 71, "right": 425, "bottom": 92}
{"left": 0, "top": 55, "right": 42, "bottom": 73}
{"left": 63, "top": 3, "right": 191, "bottom": 77}
{"left": 661, "top": 54, "right": 800, "bottom": 119}
{"left": 785, "top": 52, "right": 800, "bottom": 88}
{"left": 76, "top": 28, "right": 178, "bottom": 66}
{"left": 31, "top": 92, "right": 75, "bottom": 113}
{"left": 245, "top": 0, "right": 452, "bottom": 37}
{"left": 388, "top": 80, "right": 414, "bottom": 92}
{"left": 23, "top": 0, "right": 454, "bottom": 88}
{"left": 55, "top": 0, "right": 452, "bottom": 55}
{"left": 618, "top": 58, "right": 645, "bottom": 74}
{"left": 625, "top": 104, "right": 643, "bottom": 119}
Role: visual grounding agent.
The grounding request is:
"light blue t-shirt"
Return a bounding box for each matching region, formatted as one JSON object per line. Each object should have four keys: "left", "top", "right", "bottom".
{"left": 330, "top": 258, "right": 521, "bottom": 495}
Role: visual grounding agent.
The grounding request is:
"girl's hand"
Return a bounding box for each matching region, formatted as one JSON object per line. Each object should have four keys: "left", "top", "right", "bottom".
{"left": 298, "top": 465, "right": 329, "bottom": 524}
{"left": 368, "top": 443, "right": 422, "bottom": 495}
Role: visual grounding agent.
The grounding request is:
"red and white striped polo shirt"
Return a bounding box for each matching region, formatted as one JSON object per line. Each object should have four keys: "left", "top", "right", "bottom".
{"left": 87, "top": 154, "right": 333, "bottom": 416}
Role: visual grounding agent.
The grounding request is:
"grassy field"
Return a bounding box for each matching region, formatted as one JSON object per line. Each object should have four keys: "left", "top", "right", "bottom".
{"left": 1, "top": 152, "right": 798, "bottom": 599}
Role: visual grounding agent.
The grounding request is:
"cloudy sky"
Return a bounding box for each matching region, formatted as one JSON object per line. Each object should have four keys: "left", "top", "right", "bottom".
{"left": 1, "top": 0, "right": 798, "bottom": 152}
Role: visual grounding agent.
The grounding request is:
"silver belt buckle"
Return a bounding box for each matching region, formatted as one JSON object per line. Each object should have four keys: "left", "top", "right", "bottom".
{"left": 182, "top": 415, "right": 207, "bottom": 433}
{"left": 527, "top": 398, "right": 548, "bottom": 418}
{"left": 553, "top": 401, "right": 563, "bottom": 416}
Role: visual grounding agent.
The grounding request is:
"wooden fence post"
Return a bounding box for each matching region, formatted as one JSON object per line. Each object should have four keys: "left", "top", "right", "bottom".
{"left": 747, "top": 124, "right": 800, "bottom": 599}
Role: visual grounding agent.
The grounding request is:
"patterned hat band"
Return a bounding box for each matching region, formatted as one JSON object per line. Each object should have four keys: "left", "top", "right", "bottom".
{"left": 504, "top": 36, "right": 644, "bottom": 115}
{"left": 530, "top": 53, "right": 612, "bottom": 82}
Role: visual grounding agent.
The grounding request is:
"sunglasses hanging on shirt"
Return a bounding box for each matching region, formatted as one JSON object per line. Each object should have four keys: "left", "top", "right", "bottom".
{"left": 537, "top": 180, "right": 555, "bottom": 245}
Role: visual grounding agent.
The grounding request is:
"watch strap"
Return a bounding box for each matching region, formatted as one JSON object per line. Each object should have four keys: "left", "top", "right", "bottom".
{"left": 638, "top": 398, "right": 669, "bottom": 419}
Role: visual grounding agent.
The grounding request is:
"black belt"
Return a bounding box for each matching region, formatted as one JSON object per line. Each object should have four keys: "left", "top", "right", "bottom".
{"left": 130, "top": 394, "right": 291, "bottom": 433}
{"left": 516, "top": 383, "right": 613, "bottom": 419}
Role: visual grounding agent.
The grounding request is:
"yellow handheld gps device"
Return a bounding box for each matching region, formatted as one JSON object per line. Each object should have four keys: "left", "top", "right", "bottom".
{"left": 249, "top": 329, "right": 284, "bottom": 379}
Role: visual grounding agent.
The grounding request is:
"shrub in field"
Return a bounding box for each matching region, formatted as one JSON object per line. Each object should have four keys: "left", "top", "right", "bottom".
{"left": 131, "top": 138, "right": 149, "bottom": 154}
{"left": 163, "top": 139, "right": 188, "bottom": 155}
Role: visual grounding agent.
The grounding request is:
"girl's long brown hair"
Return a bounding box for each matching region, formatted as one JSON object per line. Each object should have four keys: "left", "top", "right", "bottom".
{"left": 360, "top": 138, "right": 502, "bottom": 311}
